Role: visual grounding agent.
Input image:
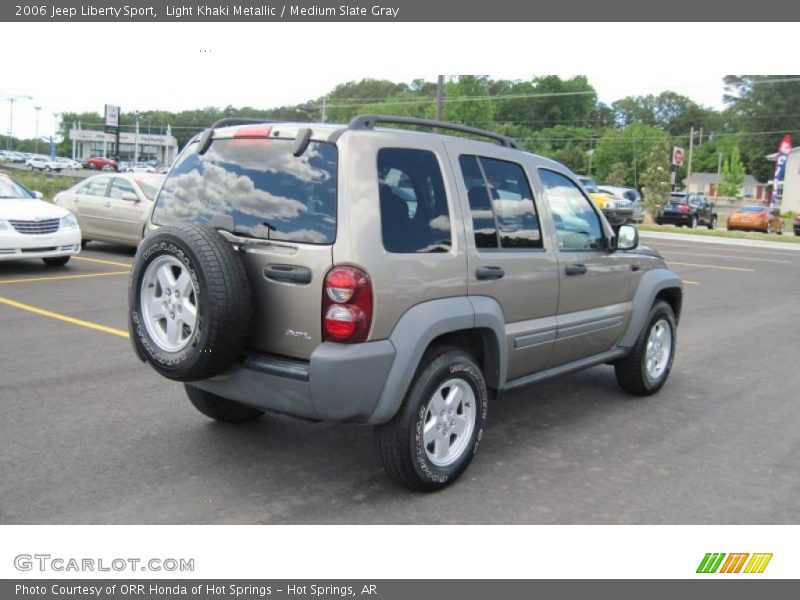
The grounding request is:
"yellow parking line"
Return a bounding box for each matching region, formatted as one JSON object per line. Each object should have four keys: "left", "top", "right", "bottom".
{"left": 682, "top": 280, "right": 700, "bottom": 285}
{"left": 668, "top": 261, "right": 755, "bottom": 272}
{"left": 662, "top": 250, "right": 792, "bottom": 264}
{"left": 72, "top": 255, "right": 133, "bottom": 268}
{"left": 0, "top": 270, "right": 129, "bottom": 285}
{"left": 0, "top": 295, "right": 129, "bottom": 338}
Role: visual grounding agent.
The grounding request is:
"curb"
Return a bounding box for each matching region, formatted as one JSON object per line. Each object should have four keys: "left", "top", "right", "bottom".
{"left": 639, "top": 230, "right": 800, "bottom": 252}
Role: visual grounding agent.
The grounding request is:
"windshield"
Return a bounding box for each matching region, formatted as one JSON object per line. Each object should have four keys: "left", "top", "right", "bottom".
{"left": 0, "top": 176, "right": 34, "bottom": 199}
{"left": 152, "top": 138, "right": 337, "bottom": 244}
{"left": 578, "top": 177, "right": 598, "bottom": 193}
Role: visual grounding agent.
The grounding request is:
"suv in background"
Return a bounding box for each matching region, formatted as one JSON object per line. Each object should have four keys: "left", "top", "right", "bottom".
{"left": 598, "top": 185, "right": 645, "bottom": 224}
{"left": 25, "top": 155, "right": 65, "bottom": 172}
{"left": 656, "top": 192, "right": 717, "bottom": 229}
{"left": 128, "top": 116, "right": 683, "bottom": 491}
{"left": 576, "top": 175, "right": 634, "bottom": 227}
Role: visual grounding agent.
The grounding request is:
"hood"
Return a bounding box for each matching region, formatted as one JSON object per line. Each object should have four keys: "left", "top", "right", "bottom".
{"left": 636, "top": 244, "right": 663, "bottom": 259}
{"left": 0, "top": 199, "right": 69, "bottom": 221}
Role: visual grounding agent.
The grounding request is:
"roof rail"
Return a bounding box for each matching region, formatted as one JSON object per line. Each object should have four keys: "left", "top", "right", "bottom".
{"left": 208, "top": 117, "right": 278, "bottom": 129}
{"left": 333, "top": 115, "right": 522, "bottom": 149}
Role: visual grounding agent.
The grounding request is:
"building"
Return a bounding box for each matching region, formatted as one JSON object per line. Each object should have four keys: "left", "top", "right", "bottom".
{"left": 684, "top": 172, "right": 768, "bottom": 201}
{"left": 68, "top": 125, "right": 178, "bottom": 165}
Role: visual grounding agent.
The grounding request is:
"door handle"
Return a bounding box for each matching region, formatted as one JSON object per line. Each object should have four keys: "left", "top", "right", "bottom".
{"left": 631, "top": 263, "right": 641, "bottom": 272}
{"left": 565, "top": 264, "right": 587, "bottom": 276}
{"left": 263, "top": 264, "right": 312, "bottom": 285}
{"left": 475, "top": 265, "right": 505, "bottom": 280}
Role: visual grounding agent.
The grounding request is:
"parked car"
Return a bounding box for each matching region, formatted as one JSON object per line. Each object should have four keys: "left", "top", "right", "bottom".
{"left": 655, "top": 192, "right": 718, "bottom": 229}
{"left": 576, "top": 175, "right": 634, "bottom": 227}
{"left": 25, "top": 156, "right": 65, "bottom": 172}
{"left": 56, "top": 157, "right": 83, "bottom": 170}
{"left": 123, "top": 163, "right": 157, "bottom": 173}
{"left": 793, "top": 214, "right": 800, "bottom": 236}
{"left": 598, "top": 185, "right": 645, "bottom": 224}
{"left": 0, "top": 173, "right": 81, "bottom": 265}
{"left": 83, "top": 156, "right": 119, "bottom": 171}
{"left": 727, "top": 205, "right": 784, "bottom": 234}
{"left": 53, "top": 173, "right": 164, "bottom": 248}
{"left": 126, "top": 116, "right": 683, "bottom": 491}
{"left": 0, "top": 150, "right": 14, "bottom": 162}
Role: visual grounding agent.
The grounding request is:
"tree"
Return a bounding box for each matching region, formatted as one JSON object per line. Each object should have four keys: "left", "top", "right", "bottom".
{"left": 607, "top": 162, "right": 628, "bottom": 186}
{"left": 441, "top": 75, "right": 494, "bottom": 127}
{"left": 723, "top": 75, "right": 800, "bottom": 181}
{"left": 592, "top": 123, "right": 669, "bottom": 187}
{"left": 718, "top": 146, "right": 746, "bottom": 198}
{"left": 640, "top": 138, "right": 672, "bottom": 213}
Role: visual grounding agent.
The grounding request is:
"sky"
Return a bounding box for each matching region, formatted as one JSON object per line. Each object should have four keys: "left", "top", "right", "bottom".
{"left": 0, "top": 22, "right": 794, "bottom": 140}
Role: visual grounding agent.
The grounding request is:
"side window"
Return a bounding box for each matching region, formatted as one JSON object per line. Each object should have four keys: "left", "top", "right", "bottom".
{"left": 377, "top": 148, "right": 451, "bottom": 253}
{"left": 539, "top": 169, "right": 605, "bottom": 251}
{"left": 85, "top": 177, "right": 110, "bottom": 197}
{"left": 109, "top": 178, "right": 137, "bottom": 199}
{"left": 458, "top": 154, "right": 542, "bottom": 249}
{"left": 459, "top": 155, "right": 498, "bottom": 249}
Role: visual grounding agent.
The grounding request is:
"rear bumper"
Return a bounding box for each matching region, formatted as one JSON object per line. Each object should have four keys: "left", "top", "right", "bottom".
{"left": 192, "top": 340, "right": 396, "bottom": 423}
{"left": 656, "top": 213, "right": 692, "bottom": 225}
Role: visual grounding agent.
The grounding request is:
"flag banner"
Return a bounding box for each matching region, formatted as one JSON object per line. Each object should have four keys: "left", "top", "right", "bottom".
{"left": 771, "top": 134, "right": 792, "bottom": 205}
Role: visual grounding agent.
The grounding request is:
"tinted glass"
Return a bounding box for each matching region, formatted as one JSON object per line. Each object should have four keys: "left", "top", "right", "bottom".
{"left": 540, "top": 169, "right": 605, "bottom": 251}
{"left": 459, "top": 155, "right": 498, "bottom": 249}
{"left": 109, "top": 178, "right": 137, "bottom": 199}
{"left": 740, "top": 205, "right": 765, "bottom": 213}
{"left": 152, "top": 139, "right": 337, "bottom": 244}
{"left": 0, "top": 176, "right": 33, "bottom": 199}
{"left": 378, "top": 148, "right": 451, "bottom": 253}
{"left": 480, "top": 157, "right": 542, "bottom": 249}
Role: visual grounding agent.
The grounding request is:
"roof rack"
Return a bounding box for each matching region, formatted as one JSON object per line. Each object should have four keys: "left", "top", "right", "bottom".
{"left": 332, "top": 115, "right": 521, "bottom": 149}
{"left": 208, "top": 117, "right": 277, "bottom": 129}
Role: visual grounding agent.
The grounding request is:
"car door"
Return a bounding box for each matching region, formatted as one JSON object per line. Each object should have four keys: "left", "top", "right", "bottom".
{"left": 537, "top": 168, "right": 636, "bottom": 367}
{"left": 106, "top": 177, "right": 149, "bottom": 244}
{"left": 75, "top": 176, "right": 112, "bottom": 239}
{"left": 448, "top": 142, "right": 560, "bottom": 382}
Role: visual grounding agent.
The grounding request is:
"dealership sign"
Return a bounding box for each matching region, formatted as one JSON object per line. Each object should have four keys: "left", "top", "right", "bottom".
{"left": 104, "top": 104, "right": 120, "bottom": 133}
{"left": 770, "top": 134, "right": 792, "bottom": 205}
{"left": 671, "top": 146, "right": 685, "bottom": 166}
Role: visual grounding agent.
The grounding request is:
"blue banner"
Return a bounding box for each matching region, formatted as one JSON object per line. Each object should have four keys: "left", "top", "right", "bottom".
{"left": 771, "top": 134, "right": 792, "bottom": 205}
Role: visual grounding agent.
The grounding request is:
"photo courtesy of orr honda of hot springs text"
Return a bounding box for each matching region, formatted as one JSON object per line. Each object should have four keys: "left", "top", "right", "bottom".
{"left": 128, "top": 115, "right": 682, "bottom": 491}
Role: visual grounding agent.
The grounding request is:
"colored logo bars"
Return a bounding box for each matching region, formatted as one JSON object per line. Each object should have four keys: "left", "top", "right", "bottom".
{"left": 696, "top": 553, "right": 773, "bottom": 574}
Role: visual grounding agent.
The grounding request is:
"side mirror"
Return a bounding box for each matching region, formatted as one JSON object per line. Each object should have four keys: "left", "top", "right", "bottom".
{"left": 616, "top": 224, "right": 639, "bottom": 251}
{"left": 121, "top": 192, "right": 139, "bottom": 202}
{"left": 32, "top": 191, "right": 43, "bottom": 200}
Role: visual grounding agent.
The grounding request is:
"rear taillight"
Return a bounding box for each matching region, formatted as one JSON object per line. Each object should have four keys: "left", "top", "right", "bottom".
{"left": 677, "top": 205, "right": 690, "bottom": 213}
{"left": 322, "top": 266, "right": 372, "bottom": 343}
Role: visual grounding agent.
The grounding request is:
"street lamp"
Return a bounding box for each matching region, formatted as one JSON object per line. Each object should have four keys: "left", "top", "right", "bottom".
{"left": 34, "top": 106, "right": 42, "bottom": 153}
{"left": 52, "top": 113, "right": 61, "bottom": 159}
{"left": 3, "top": 94, "right": 33, "bottom": 150}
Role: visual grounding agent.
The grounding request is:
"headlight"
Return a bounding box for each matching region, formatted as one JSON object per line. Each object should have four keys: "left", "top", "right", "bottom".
{"left": 60, "top": 214, "right": 78, "bottom": 229}
{"left": 0, "top": 220, "right": 10, "bottom": 231}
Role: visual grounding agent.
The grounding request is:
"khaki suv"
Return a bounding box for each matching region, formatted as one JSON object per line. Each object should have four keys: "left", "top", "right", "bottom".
{"left": 128, "top": 116, "right": 682, "bottom": 491}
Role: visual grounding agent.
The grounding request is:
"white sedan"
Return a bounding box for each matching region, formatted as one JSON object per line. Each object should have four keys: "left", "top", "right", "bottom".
{"left": 0, "top": 174, "right": 81, "bottom": 266}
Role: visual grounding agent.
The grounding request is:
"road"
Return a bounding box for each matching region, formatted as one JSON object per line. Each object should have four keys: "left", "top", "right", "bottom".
{"left": 0, "top": 236, "right": 798, "bottom": 524}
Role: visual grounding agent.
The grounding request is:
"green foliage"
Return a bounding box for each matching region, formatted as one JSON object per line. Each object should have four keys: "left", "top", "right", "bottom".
{"left": 718, "top": 146, "right": 746, "bottom": 197}
{"left": 612, "top": 91, "right": 722, "bottom": 137}
{"left": 441, "top": 76, "right": 494, "bottom": 127}
{"left": 606, "top": 162, "right": 628, "bottom": 186}
{"left": 0, "top": 165, "right": 80, "bottom": 201}
{"left": 640, "top": 138, "right": 673, "bottom": 212}
{"left": 592, "top": 123, "right": 668, "bottom": 187}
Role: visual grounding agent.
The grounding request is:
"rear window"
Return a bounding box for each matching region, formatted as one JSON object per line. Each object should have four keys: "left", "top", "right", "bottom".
{"left": 740, "top": 205, "right": 765, "bottom": 213}
{"left": 152, "top": 138, "right": 337, "bottom": 244}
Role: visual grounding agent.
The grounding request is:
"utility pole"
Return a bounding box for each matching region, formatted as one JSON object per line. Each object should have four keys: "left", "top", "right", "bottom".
{"left": 321, "top": 97, "right": 327, "bottom": 123}
{"left": 687, "top": 126, "right": 695, "bottom": 179}
{"left": 4, "top": 94, "right": 33, "bottom": 150}
{"left": 435, "top": 75, "right": 444, "bottom": 121}
{"left": 34, "top": 106, "right": 41, "bottom": 153}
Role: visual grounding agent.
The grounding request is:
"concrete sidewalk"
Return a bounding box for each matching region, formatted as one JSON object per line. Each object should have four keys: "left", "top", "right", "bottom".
{"left": 639, "top": 229, "right": 800, "bottom": 251}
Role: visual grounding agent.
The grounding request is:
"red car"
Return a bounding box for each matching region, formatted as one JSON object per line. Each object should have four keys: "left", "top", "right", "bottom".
{"left": 83, "top": 156, "right": 118, "bottom": 171}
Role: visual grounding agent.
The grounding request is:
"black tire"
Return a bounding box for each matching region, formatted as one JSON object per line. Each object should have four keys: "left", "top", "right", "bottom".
{"left": 615, "top": 300, "right": 677, "bottom": 396}
{"left": 707, "top": 216, "right": 717, "bottom": 230}
{"left": 185, "top": 384, "right": 263, "bottom": 424}
{"left": 45, "top": 166, "right": 51, "bottom": 172}
{"left": 128, "top": 224, "right": 252, "bottom": 382}
{"left": 376, "top": 347, "right": 489, "bottom": 492}
{"left": 81, "top": 239, "right": 90, "bottom": 250}
{"left": 688, "top": 215, "right": 697, "bottom": 229}
{"left": 42, "top": 256, "right": 70, "bottom": 266}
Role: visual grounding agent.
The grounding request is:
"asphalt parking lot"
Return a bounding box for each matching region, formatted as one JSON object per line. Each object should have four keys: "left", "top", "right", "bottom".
{"left": 1, "top": 235, "right": 798, "bottom": 525}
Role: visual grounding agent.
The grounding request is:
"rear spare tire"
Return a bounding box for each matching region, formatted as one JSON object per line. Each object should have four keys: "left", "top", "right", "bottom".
{"left": 128, "top": 224, "right": 251, "bottom": 381}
